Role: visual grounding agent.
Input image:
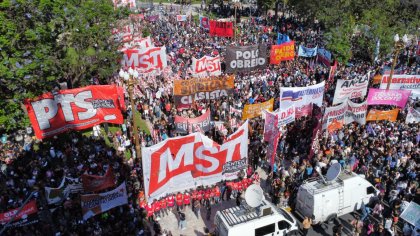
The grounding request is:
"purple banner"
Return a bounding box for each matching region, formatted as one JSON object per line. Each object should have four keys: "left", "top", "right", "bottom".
{"left": 367, "top": 88, "right": 411, "bottom": 108}
{"left": 308, "top": 104, "right": 323, "bottom": 160}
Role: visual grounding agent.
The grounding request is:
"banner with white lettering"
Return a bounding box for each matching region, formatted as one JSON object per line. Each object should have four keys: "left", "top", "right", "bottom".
{"left": 225, "top": 44, "right": 267, "bottom": 73}
{"left": 0, "top": 200, "right": 38, "bottom": 228}
{"left": 142, "top": 121, "right": 249, "bottom": 202}
{"left": 81, "top": 182, "right": 128, "bottom": 220}
{"left": 322, "top": 102, "right": 348, "bottom": 130}
{"left": 333, "top": 74, "right": 369, "bottom": 105}
{"left": 298, "top": 45, "right": 318, "bottom": 57}
{"left": 191, "top": 56, "right": 221, "bottom": 77}
{"left": 345, "top": 100, "right": 367, "bottom": 125}
{"left": 174, "top": 110, "right": 211, "bottom": 133}
{"left": 367, "top": 88, "right": 411, "bottom": 108}
{"left": 379, "top": 74, "right": 420, "bottom": 91}
{"left": 279, "top": 81, "right": 325, "bottom": 111}
{"left": 121, "top": 47, "right": 167, "bottom": 73}
{"left": 24, "top": 85, "right": 125, "bottom": 139}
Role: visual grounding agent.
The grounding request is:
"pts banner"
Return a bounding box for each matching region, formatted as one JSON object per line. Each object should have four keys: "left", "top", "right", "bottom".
{"left": 142, "top": 121, "right": 249, "bottom": 202}
{"left": 225, "top": 45, "right": 267, "bottom": 73}
{"left": 25, "top": 85, "right": 125, "bottom": 139}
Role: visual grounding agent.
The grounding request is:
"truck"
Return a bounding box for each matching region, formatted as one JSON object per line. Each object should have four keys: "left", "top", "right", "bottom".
{"left": 294, "top": 170, "right": 379, "bottom": 224}
{"left": 214, "top": 199, "right": 299, "bottom": 236}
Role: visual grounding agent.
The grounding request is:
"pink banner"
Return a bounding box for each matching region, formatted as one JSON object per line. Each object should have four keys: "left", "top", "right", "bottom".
{"left": 367, "top": 88, "right": 411, "bottom": 108}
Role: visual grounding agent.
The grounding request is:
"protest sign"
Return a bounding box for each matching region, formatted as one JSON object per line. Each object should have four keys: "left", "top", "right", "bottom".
{"left": 263, "top": 110, "right": 278, "bottom": 142}
{"left": 0, "top": 200, "right": 38, "bottom": 228}
{"left": 81, "top": 182, "right": 128, "bottom": 220}
{"left": 191, "top": 56, "right": 221, "bottom": 77}
{"left": 277, "top": 105, "right": 296, "bottom": 126}
{"left": 367, "top": 88, "right": 411, "bottom": 108}
{"left": 176, "top": 15, "right": 187, "bottom": 22}
{"left": 366, "top": 109, "right": 399, "bottom": 122}
{"left": 279, "top": 81, "right": 325, "bottom": 111}
{"left": 317, "top": 48, "right": 331, "bottom": 66}
{"left": 82, "top": 167, "right": 116, "bottom": 193}
{"left": 121, "top": 47, "right": 167, "bottom": 73}
{"left": 174, "top": 110, "right": 211, "bottom": 133}
{"left": 142, "top": 121, "right": 249, "bottom": 202}
{"left": 322, "top": 102, "right": 348, "bottom": 130}
{"left": 173, "top": 76, "right": 234, "bottom": 107}
{"left": 199, "top": 16, "right": 210, "bottom": 29}
{"left": 209, "top": 20, "right": 234, "bottom": 37}
{"left": 345, "top": 100, "right": 367, "bottom": 125}
{"left": 113, "top": 0, "right": 136, "bottom": 8}
{"left": 406, "top": 107, "right": 420, "bottom": 124}
{"left": 242, "top": 99, "right": 274, "bottom": 120}
{"left": 277, "top": 33, "right": 290, "bottom": 45}
{"left": 270, "top": 41, "right": 295, "bottom": 64}
{"left": 379, "top": 74, "right": 420, "bottom": 91}
{"left": 333, "top": 74, "right": 369, "bottom": 105}
{"left": 225, "top": 44, "right": 267, "bottom": 73}
{"left": 298, "top": 45, "right": 318, "bottom": 57}
{"left": 25, "top": 85, "right": 124, "bottom": 139}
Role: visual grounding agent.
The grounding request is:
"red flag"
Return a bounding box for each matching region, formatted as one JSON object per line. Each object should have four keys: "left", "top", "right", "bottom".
{"left": 209, "top": 20, "right": 234, "bottom": 37}
{"left": 81, "top": 167, "right": 116, "bottom": 192}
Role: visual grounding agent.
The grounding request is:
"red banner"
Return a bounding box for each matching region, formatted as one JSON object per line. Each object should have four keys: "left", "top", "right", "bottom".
{"left": 25, "top": 85, "right": 125, "bottom": 139}
{"left": 81, "top": 167, "right": 116, "bottom": 193}
{"left": 308, "top": 104, "right": 323, "bottom": 160}
{"left": 270, "top": 41, "right": 295, "bottom": 64}
{"left": 0, "top": 200, "right": 38, "bottom": 224}
{"left": 121, "top": 47, "right": 167, "bottom": 73}
{"left": 325, "top": 60, "right": 338, "bottom": 91}
{"left": 209, "top": 20, "right": 234, "bottom": 37}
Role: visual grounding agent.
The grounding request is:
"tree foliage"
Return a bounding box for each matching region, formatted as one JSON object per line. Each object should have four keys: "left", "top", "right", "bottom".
{"left": 0, "top": 0, "right": 128, "bottom": 132}
{"left": 287, "top": 0, "right": 420, "bottom": 63}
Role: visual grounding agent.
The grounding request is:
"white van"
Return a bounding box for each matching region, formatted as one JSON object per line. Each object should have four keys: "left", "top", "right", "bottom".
{"left": 214, "top": 199, "right": 299, "bottom": 236}
{"left": 295, "top": 170, "right": 379, "bottom": 224}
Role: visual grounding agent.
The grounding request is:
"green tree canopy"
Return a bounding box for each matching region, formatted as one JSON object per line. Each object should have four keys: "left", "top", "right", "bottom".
{"left": 287, "top": 0, "right": 420, "bottom": 63}
{"left": 0, "top": 0, "right": 129, "bottom": 132}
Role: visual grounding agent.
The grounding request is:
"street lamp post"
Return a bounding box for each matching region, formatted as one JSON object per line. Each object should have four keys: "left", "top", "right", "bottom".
{"left": 233, "top": 0, "right": 240, "bottom": 42}
{"left": 119, "top": 68, "right": 142, "bottom": 161}
{"left": 387, "top": 34, "right": 408, "bottom": 90}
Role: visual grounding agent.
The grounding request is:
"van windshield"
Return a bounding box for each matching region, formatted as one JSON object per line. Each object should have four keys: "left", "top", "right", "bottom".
{"left": 276, "top": 208, "right": 294, "bottom": 223}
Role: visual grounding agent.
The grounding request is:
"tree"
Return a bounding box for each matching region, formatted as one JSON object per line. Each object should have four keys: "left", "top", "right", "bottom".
{"left": 0, "top": 0, "right": 128, "bottom": 132}
{"left": 287, "top": 0, "right": 420, "bottom": 64}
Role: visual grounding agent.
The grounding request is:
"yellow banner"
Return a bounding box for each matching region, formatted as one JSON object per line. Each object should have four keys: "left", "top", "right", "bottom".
{"left": 366, "top": 109, "right": 399, "bottom": 122}
{"left": 242, "top": 98, "right": 274, "bottom": 120}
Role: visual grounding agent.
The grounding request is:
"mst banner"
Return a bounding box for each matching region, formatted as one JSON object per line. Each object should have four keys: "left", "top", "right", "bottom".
{"left": 242, "top": 98, "right": 274, "bottom": 120}
{"left": 367, "top": 88, "right": 411, "bottom": 108}
{"left": 366, "top": 109, "right": 399, "bottom": 122}
{"left": 225, "top": 44, "right": 267, "bottom": 73}
{"left": 174, "top": 110, "right": 211, "bottom": 133}
{"left": 209, "top": 20, "right": 234, "bottom": 37}
{"left": 81, "top": 182, "right": 128, "bottom": 220}
{"left": 0, "top": 200, "right": 38, "bottom": 228}
{"left": 333, "top": 75, "right": 369, "bottom": 105}
{"left": 142, "top": 121, "right": 249, "bottom": 202}
{"left": 379, "top": 74, "right": 420, "bottom": 91}
{"left": 270, "top": 41, "right": 295, "bottom": 64}
{"left": 25, "top": 85, "right": 125, "bottom": 139}
{"left": 173, "top": 76, "right": 234, "bottom": 107}
{"left": 280, "top": 81, "right": 325, "bottom": 111}
{"left": 81, "top": 167, "right": 116, "bottom": 193}
{"left": 191, "top": 56, "right": 221, "bottom": 77}
{"left": 121, "top": 47, "right": 167, "bottom": 73}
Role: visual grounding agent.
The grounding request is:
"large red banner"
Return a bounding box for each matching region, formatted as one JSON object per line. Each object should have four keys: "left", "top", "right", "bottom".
{"left": 81, "top": 167, "right": 116, "bottom": 193}
{"left": 25, "top": 85, "right": 125, "bottom": 139}
{"left": 0, "top": 200, "right": 38, "bottom": 224}
{"left": 209, "top": 20, "right": 234, "bottom": 37}
{"left": 142, "top": 121, "right": 249, "bottom": 202}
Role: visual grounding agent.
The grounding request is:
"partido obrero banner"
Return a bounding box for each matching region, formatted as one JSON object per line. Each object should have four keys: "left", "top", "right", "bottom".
{"left": 24, "top": 85, "right": 125, "bottom": 139}
{"left": 173, "top": 76, "right": 234, "bottom": 107}
{"left": 367, "top": 88, "right": 411, "bottom": 108}
{"left": 333, "top": 74, "right": 369, "bottom": 105}
{"left": 225, "top": 44, "right": 267, "bottom": 73}
{"left": 142, "top": 121, "right": 249, "bottom": 202}
{"left": 379, "top": 74, "right": 420, "bottom": 91}
{"left": 174, "top": 110, "right": 211, "bottom": 133}
{"left": 279, "top": 81, "right": 325, "bottom": 111}
{"left": 121, "top": 46, "right": 167, "bottom": 73}
{"left": 191, "top": 56, "right": 221, "bottom": 77}
{"left": 270, "top": 41, "right": 295, "bottom": 64}
{"left": 81, "top": 182, "right": 128, "bottom": 220}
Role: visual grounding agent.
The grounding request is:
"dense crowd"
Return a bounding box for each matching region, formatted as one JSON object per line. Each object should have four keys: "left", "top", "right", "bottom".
{"left": 0, "top": 2, "right": 419, "bottom": 236}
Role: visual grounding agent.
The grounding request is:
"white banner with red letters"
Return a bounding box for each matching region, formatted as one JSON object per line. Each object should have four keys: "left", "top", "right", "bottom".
{"left": 191, "top": 56, "right": 222, "bottom": 77}
{"left": 121, "top": 47, "right": 167, "bottom": 73}
{"left": 345, "top": 100, "right": 367, "bottom": 125}
{"left": 142, "top": 120, "right": 249, "bottom": 202}
{"left": 333, "top": 74, "right": 369, "bottom": 105}
{"left": 379, "top": 74, "right": 420, "bottom": 91}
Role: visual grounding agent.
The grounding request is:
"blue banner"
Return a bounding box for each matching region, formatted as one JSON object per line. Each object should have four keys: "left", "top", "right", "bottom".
{"left": 277, "top": 33, "right": 290, "bottom": 45}
{"left": 317, "top": 48, "right": 331, "bottom": 66}
{"left": 298, "top": 45, "right": 318, "bottom": 57}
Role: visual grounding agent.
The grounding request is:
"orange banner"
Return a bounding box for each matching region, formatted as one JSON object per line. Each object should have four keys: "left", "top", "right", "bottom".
{"left": 242, "top": 98, "right": 274, "bottom": 120}
{"left": 173, "top": 76, "right": 234, "bottom": 96}
{"left": 366, "top": 109, "right": 399, "bottom": 122}
{"left": 372, "top": 74, "right": 382, "bottom": 85}
{"left": 270, "top": 41, "right": 295, "bottom": 64}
